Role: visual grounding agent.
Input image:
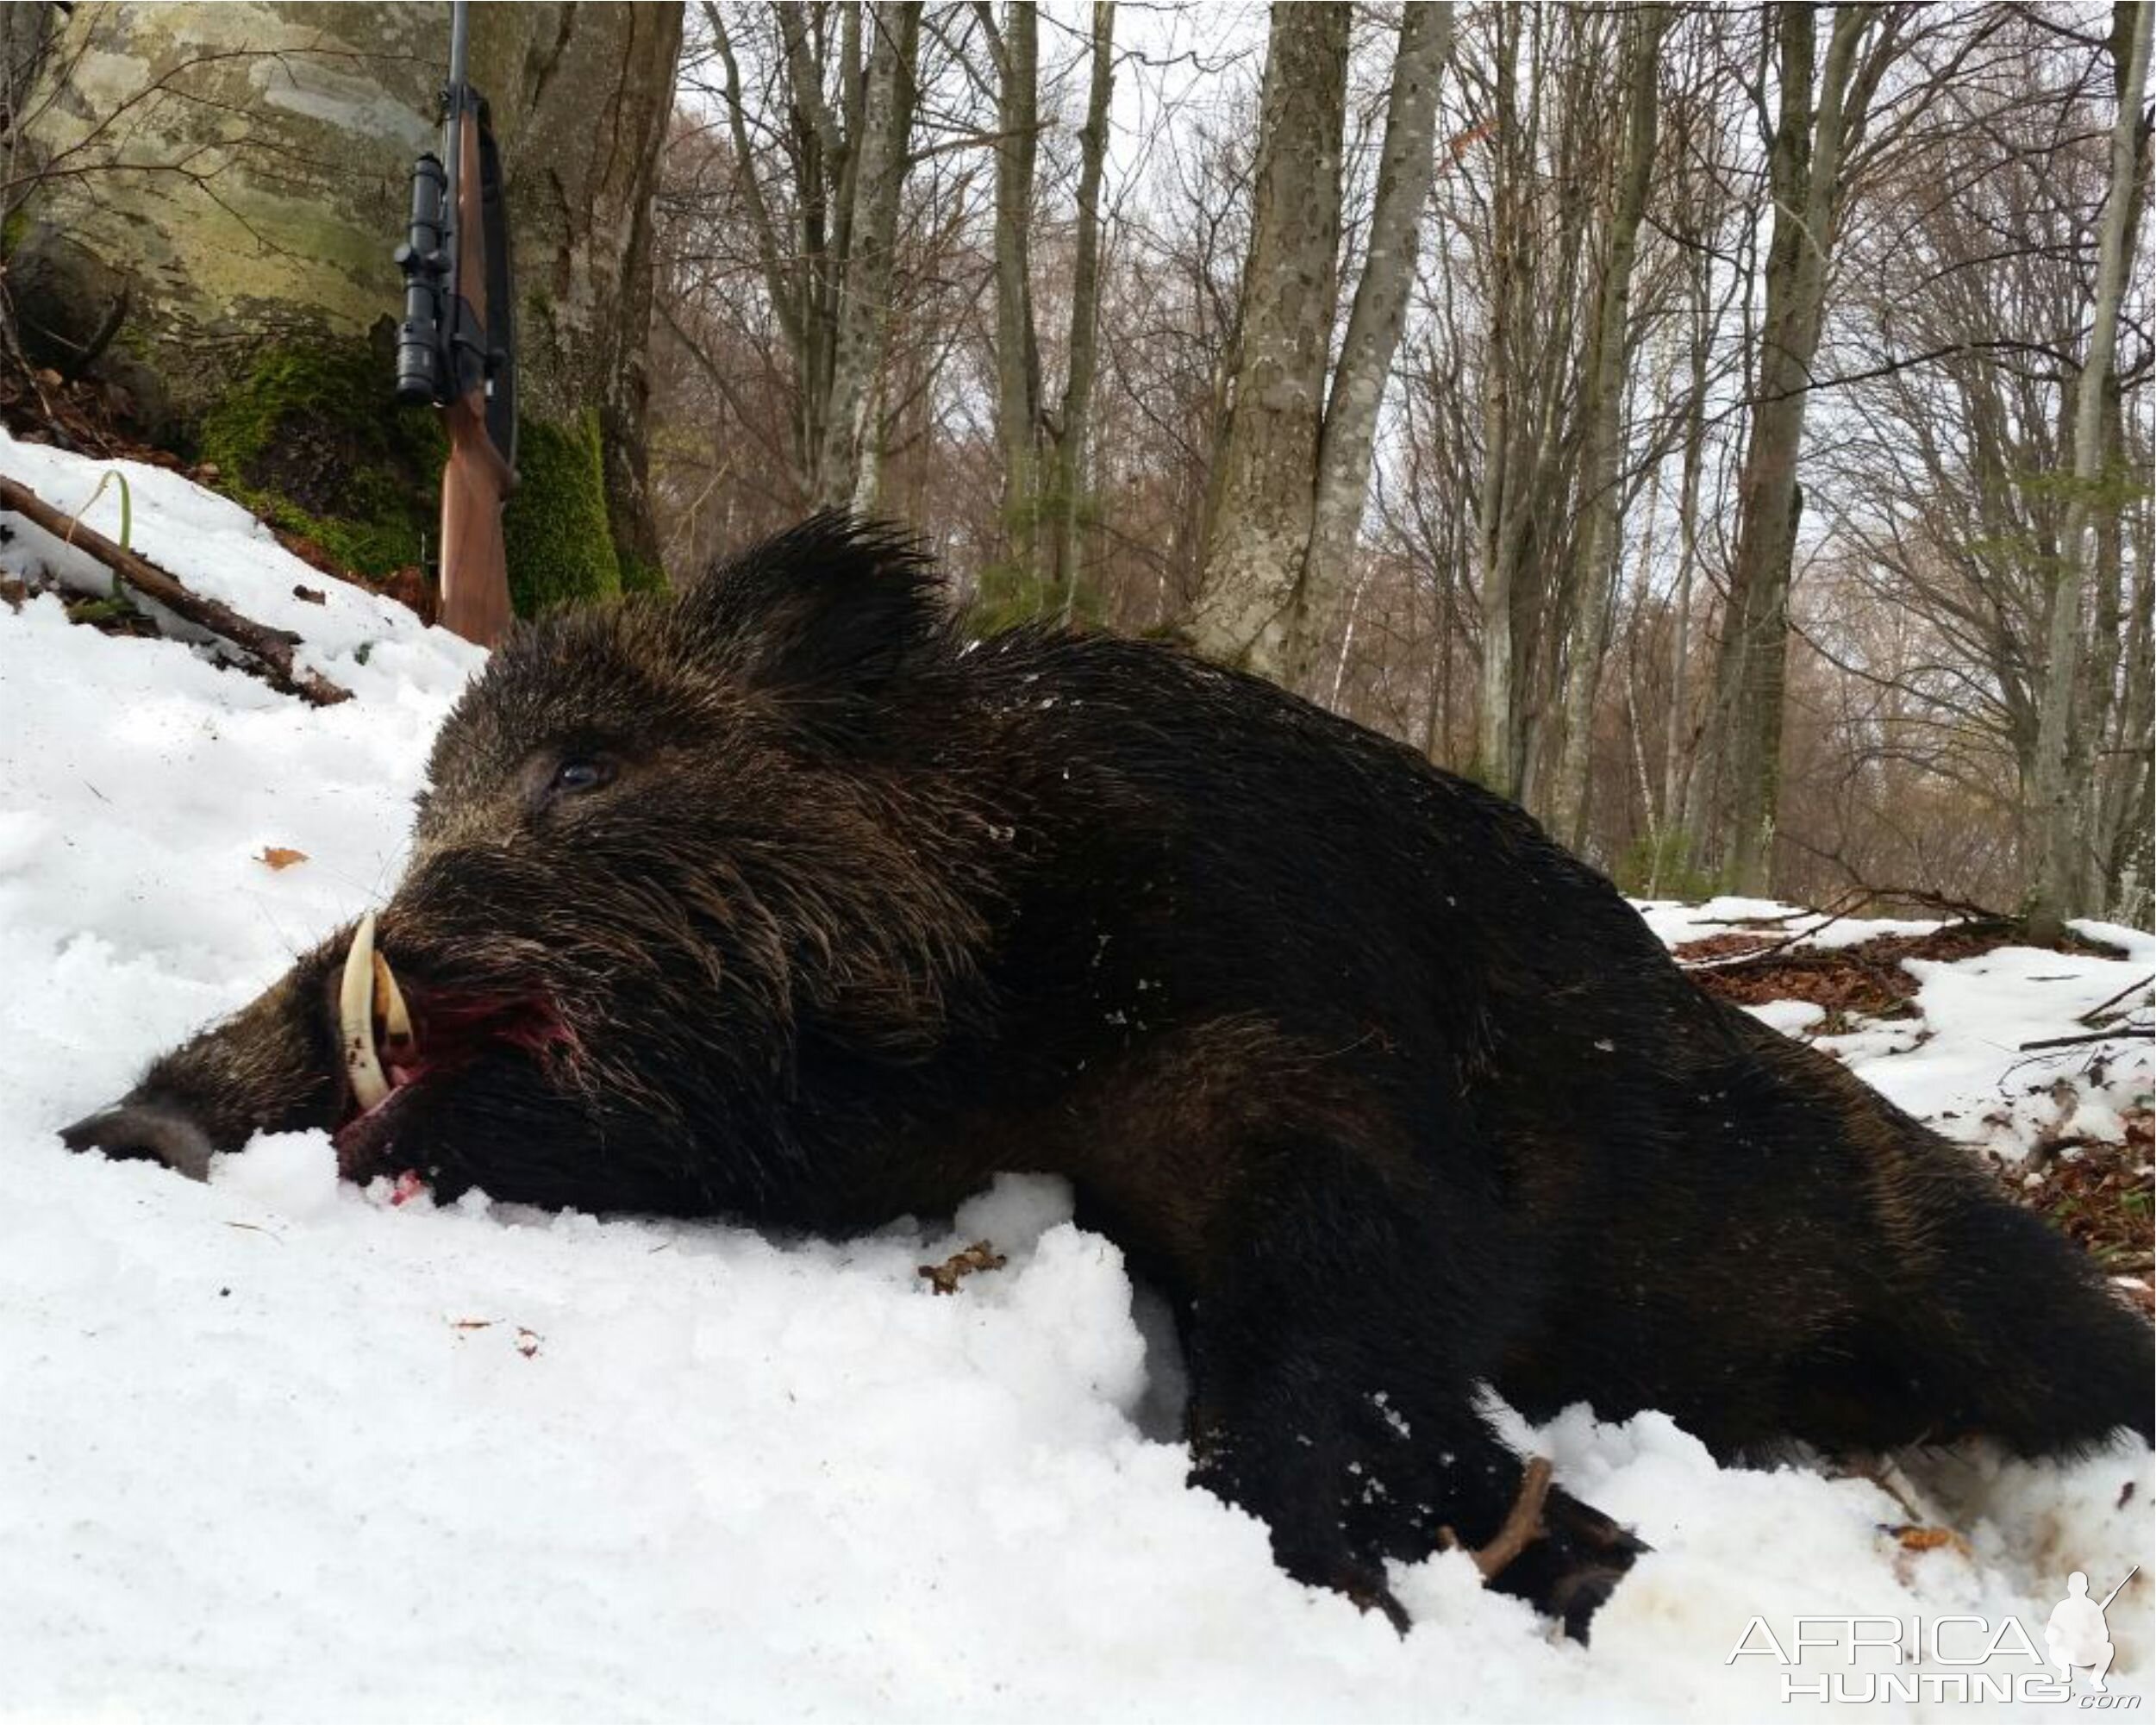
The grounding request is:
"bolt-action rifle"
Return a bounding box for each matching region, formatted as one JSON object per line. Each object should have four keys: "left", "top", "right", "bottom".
{"left": 394, "top": 0, "right": 517, "bottom": 647}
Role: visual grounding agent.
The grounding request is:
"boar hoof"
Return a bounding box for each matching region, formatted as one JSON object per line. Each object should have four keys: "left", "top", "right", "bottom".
{"left": 59, "top": 1101, "right": 215, "bottom": 1182}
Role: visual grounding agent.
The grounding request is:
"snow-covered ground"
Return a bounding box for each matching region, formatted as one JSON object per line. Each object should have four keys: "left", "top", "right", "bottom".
{"left": 3, "top": 430, "right": 2149, "bottom": 1724}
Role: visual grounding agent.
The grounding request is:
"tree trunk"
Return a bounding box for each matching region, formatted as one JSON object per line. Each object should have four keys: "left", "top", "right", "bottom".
{"left": 1700, "top": 3, "right": 1878, "bottom": 893}
{"left": 2100, "top": 491, "right": 2153, "bottom": 922}
{"left": 816, "top": 1, "right": 921, "bottom": 515}
{"left": 1187, "top": 1, "right": 1349, "bottom": 677}
{"left": 2026, "top": 0, "right": 2151, "bottom": 941}
{"left": 1049, "top": 1, "right": 1115, "bottom": 622}
{"left": 9, "top": 2, "right": 683, "bottom": 606}
{"left": 1547, "top": 2, "right": 1669, "bottom": 851}
{"left": 1660, "top": 246, "right": 1711, "bottom": 845}
{"left": 1474, "top": 7, "right": 1523, "bottom": 795}
{"left": 1288, "top": 0, "right": 1453, "bottom": 691}
{"left": 988, "top": 0, "right": 1042, "bottom": 590}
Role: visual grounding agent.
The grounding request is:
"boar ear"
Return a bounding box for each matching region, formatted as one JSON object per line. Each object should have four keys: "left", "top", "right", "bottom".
{"left": 690, "top": 513, "right": 947, "bottom": 719}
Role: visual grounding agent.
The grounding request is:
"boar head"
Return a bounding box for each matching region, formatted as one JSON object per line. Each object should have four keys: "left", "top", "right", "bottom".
{"left": 61, "top": 519, "right": 993, "bottom": 1216}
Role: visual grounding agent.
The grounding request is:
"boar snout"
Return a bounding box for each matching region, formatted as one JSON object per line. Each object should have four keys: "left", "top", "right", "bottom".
{"left": 58, "top": 942, "right": 347, "bottom": 1183}
{"left": 60, "top": 1098, "right": 216, "bottom": 1181}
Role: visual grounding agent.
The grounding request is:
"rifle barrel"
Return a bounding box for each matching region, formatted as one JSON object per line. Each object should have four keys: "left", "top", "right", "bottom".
{"left": 447, "top": 0, "right": 470, "bottom": 94}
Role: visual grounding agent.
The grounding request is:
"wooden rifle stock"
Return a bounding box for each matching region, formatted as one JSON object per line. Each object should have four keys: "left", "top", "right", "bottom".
{"left": 439, "top": 391, "right": 514, "bottom": 646}
{"left": 434, "top": 63, "right": 515, "bottom": 647}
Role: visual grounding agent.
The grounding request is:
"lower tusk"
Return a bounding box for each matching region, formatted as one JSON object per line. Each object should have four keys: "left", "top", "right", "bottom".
{"left": 341, "top": 910, "right": 390, "bottom": 1111}
{"left": 373, "top": 949, "right": 413, "bottom": 1052}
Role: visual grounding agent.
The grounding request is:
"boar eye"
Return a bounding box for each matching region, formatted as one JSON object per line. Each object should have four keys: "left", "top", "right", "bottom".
{"left": 550, "top": 757, "right": 615, "bottom": 797}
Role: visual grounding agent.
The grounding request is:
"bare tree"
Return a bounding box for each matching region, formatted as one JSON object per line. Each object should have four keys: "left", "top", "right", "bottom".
{"left": 703, "top": 1, "right": 922, "bottom": 513}
{"left": 1465, "top": 3, "right": 1618, "bottom": 802}
{"left": 1047, "top": 1, "right": 1116, "bottom": 617}
{"left": 1699, "top": 3, "right": 1903, "bottom": 892}
{"left": 816, "top": 3, "right": 922, "bottom": 510}
{"left": 1188, "top": 1, "right": 1350, "bottom": 676}
{"left": 1547, "top": 3, "right": 1671, "bottom": 849}
{"left": 984, "top": 0, "right": 1043, "bottom": 584}
{"left": 1290, "top": 1, "right": 1454, "bottom": 684}
{"left": 2028, "top": 0, "right": 2152, "bottom": 939}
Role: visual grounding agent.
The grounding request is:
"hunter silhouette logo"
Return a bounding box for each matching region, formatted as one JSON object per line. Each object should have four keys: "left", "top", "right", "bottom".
{"left": 2047, "top": 1568, "right": 2137, "bottom": 1694}
{"left": 1728, "top": 1566, "right": 2147, "bottom": 1704}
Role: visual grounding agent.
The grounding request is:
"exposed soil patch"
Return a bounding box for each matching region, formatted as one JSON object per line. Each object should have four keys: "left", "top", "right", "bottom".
{"left": 1998, "top": 1112, "right": 2155, "bottom": 1315}
{"left": 1682, "top": 921, "right": 2123, "bottom": 1023}
{"left": 1678, "top": 917, "right": 2153, "bottom": 1315}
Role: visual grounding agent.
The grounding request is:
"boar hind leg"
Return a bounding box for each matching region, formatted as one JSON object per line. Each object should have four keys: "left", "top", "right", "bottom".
{"left": 1735, "top": 1016, "right": 2153, "bottom": 1457}
{"left": 1178, "top": 1141, "right": 1643, "bottom": 1641}
{"left": 1783, "top": 1170, "right": 2155, "bottom": 1458}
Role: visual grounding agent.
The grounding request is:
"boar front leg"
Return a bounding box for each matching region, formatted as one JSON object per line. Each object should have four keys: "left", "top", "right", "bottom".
{"left": 1177, "top": 1140, "right": 1644, "bottom": 1640}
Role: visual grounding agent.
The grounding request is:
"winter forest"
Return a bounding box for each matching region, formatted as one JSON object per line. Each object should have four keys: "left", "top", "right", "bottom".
{"left": 1, "top": 1, "right": 2149, "bottom": 932}
{"left": 650, "top": 0, "right": 2156, "bottom": 934}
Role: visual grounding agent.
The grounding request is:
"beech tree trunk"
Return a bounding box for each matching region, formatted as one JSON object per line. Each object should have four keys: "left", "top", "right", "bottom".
{"left": 1048, "top": 1, "right": 1115, "bottom": 619}
{"left": 1659, "top": 274, "right": 1709, "bottom": 847}
{"left": 815, "top": 2, "right": 922, "bottom": 513}
{"left": 1547, "top": 2, "right": 1668, "bottom": 851}
{"left": 1699, "top": 3, "right": 1885, "bottom": 892}
{"left": 2026, "top": 0, "right": 2151, "bottom": 941}
{"left": 1187, "top": 1, "right": 1350, "bottom": 677}
{"left": 1287, "top": 0, "right": 1453, "bottom": 690}
{"left": 987, "top": 1, "right": 1042, "bottom": 586}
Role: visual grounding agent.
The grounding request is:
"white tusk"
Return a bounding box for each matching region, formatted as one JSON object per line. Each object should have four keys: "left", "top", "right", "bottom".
{"left": 372, "top": 948, "right": 413, "bottom": 1052}
{"left": 341, "top": 910, "right": 390, "bottom": 1111}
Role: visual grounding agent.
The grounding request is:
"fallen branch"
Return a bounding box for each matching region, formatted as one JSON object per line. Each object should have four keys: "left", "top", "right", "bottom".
{"left": 0, "top": 473, "right": 351, "bottom": 706}
{"left": 2079, "top": 974, "right": 2154, "bottom": 1027}
{"left": 1440, "top": 1454, "right": 1554, "bottom": 1580}
{"left": 1678, "top": 896, "right": 1866, "bottom": 972}
{"left": 2016, "top": 1022, "right": 2152, "bottom": 1053}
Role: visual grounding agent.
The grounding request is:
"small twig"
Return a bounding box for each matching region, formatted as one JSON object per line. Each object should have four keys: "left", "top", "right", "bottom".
{"left": 2079, "top": 975, "right": 2154, "bottom": 1028}
{"left": 1439, "top": 1455, "right": 1554, "bottom": 1581}
{"left": 1842, "top": 1453, "right": 1928, "bottom": 1523}
{"left": 0, "top": 473, "right": 351, "bottom": 706}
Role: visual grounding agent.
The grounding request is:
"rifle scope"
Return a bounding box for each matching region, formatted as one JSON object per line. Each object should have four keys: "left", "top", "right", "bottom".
{"left": 392, "top": 153, "right": 449, "bottom": 407}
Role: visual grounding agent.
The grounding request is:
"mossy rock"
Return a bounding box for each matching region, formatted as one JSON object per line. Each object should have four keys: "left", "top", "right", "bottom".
{"left": 200, "top": 341, "right": 632, "bottom": 615}
{"left": 198, "top": 339, "right": 443, "bottom": 578}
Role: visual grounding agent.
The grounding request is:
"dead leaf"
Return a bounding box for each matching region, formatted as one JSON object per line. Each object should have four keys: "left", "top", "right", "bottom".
{"left": 258, "top": 847, "right": 309, "bottom": 870}
{"left": 1884, "top": 1523, "right": 1972, "bottom": 1557}
{"left": 918, "top": 1240, "right": 1008, "bottom": 1296}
